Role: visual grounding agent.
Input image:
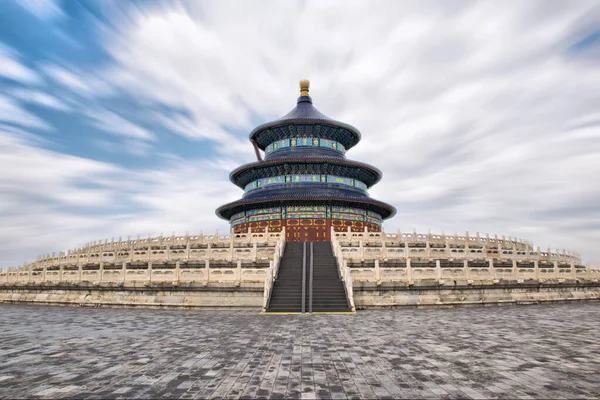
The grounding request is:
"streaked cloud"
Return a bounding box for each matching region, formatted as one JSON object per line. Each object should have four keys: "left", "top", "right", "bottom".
{"left": 85, "top": 109, "right": 156, "bottom": 141}
{"left": 0, "top": 96, "right": 52, "bottom": 130}
{"left": 16, "top": 0, "right": 64, "bottom": 20}
{"left": 8, "top": 88, "right": 71, "bottom": 111}
{"left": 0, "top": 44, "right": 40, "bottom": 84}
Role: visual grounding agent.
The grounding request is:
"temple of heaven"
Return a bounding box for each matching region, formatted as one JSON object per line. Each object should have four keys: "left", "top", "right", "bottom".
{"left": 2, "top": 79, "right": 595, "bottom": 312}
{"left": 216, "top": 80, "right": 396, "bottom": 242}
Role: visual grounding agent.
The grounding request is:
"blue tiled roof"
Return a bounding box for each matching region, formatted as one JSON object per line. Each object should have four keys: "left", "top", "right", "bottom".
{"left": 279, "top": 96, "right": 332, "bottom": 120}
{"left": 229, "top": 157, "right": 382, "bottom": 189}
{"left": 216, "top": 192, "right": 396, "bottom": 220}
{"left": 250, "top": 96, "right": 361, "bottom": 150}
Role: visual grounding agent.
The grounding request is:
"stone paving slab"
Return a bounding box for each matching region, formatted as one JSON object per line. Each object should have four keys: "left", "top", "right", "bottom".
{"left": 0, "top": 303, "right": 599, "bottom": 399}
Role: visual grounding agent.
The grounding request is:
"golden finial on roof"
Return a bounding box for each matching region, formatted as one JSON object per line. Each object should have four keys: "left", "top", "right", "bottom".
{"left": 300, "top": 79, "right": 310, "bottom": 96}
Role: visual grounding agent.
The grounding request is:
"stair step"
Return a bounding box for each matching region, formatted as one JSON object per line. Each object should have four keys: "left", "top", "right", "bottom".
{"left": 266, "top": 241, "right": 351, "bottom": 313}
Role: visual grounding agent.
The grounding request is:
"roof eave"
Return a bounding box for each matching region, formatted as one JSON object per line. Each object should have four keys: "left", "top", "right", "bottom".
{"left": 249, "top": 119, "right": 362, "bottom": 150}
{"left": 216, "top": 197, "right": 396, "bottom": 221}
{"left": 229, "top": 157, "right": 383, "bottom": 188}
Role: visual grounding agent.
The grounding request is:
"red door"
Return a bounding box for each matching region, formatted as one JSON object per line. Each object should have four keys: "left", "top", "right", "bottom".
{"left": 285, "top": 220, "right": 330, "bottom": 242}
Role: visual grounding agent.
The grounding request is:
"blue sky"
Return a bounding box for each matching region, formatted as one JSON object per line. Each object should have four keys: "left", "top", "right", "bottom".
{"left": 1, "top": 0, "right": 599, "bottom": 269}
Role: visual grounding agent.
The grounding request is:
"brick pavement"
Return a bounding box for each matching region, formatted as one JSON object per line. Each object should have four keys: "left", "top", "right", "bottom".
{"left": 0, "top": 303, "right": 599, "bottom": 399}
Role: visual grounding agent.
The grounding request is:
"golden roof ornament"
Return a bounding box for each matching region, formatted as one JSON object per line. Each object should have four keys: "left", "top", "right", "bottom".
{"left": 300, "top": 79, "right": 310, "bottom": 96}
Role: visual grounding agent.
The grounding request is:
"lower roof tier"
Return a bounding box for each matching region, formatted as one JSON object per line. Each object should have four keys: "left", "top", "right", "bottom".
{"left": 216, "top": 192, "right": 396, "bottom": 221}
{"left": 230, "top": 157, "right": 382, "bottom": 189}
{"left": 230, "top": 204, "right": 384, "bottom": 230}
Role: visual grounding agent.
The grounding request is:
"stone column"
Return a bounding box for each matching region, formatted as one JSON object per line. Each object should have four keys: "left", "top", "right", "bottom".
{"left": 359, "top": 240, "right": 364, "bottom": 262}
{"left": 435, "top": 259, "right": 442, "bottom": 281}
{"left": 374, "top": 259, "right": 380, "bottom": 284}
{"left": 205, "top": 259, "right": 210, "bottom": 285}
{"left": 586, "top": 265, "right": 594, "bottom": 281}
{"left": 489, "top": 259, "right": 496, "bottom": 281}
{"left": 406, "top": 258, "right": 412, "bottom": 284}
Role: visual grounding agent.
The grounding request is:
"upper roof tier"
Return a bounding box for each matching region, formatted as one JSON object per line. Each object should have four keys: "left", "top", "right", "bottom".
{"left": 250, "top": 80, "right": 361, "bottom": 150}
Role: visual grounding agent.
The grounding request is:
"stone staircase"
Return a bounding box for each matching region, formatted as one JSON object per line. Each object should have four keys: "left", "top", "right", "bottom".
{"left": 265, "top": 242, "right": 351, "bottom": 313}
{"left": 310, "top": 242, "right": 351, "bottom": 312}
{"left": 265, "top": 242, "right": 305, "bottom": 312}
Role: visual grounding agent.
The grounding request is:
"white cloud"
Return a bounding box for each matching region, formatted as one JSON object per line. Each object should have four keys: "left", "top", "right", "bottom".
{"left": 42, "top": 64, "right": 114, "bottom": 97}
{"left": 9, "top": 88, "right": 71, "bottom": 111}
{"left": 86, "top": 109, "right": 156, "bottom": 141}
{"left": 0, "top": 96, "right": 52, "bottom": 130}
{"left": 17, "top": 0, "right": 64, "bottom": 20}
{"left": 0, "top": 44, "right": 40, "bottom": 84}
{"left": 0, "top": 131, "right": 119, "bottom": 206}
{"left": 154, "top": 113, "right": 251, "bottom": 158}
{"left": 0, "top": 130, "right": 237, "bottom": 268}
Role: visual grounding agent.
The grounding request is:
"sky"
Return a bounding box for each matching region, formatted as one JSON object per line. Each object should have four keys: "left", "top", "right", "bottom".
{"left": 0, "top": 0, "right": 599, "bottom": 269}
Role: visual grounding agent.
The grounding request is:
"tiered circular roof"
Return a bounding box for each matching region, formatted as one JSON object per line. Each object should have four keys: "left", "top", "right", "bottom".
{"left": 216, "top": 80, "right": 396, "bottom": 222}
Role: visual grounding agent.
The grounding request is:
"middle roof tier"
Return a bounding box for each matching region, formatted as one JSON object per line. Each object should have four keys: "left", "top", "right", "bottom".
{"left": 229, "top": 157, "right": 383, "bottom": 189}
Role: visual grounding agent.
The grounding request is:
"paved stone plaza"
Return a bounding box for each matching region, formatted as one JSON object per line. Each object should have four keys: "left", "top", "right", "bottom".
{"left": 0, "top": 303, "right": 599, "bottom": 399}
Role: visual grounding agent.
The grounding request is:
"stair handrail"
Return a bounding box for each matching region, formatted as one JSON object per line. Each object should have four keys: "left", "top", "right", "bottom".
{"left": 262, "top": 266, "right": 274, "bottom": 312}
{"left": 330, "top": 228, "right": 356, "bottom": 312}
{"left": 344, "top": 260, "right": 356, "bottom": 312}
{"left": 262, "top": 229, "right": 286, "bottom": 311}
{"left": 273, "top": 228, "right": 286, "bottom": 280}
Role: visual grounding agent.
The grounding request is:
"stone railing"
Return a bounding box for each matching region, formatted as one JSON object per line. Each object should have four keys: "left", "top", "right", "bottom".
{"left": 344, "top": 260, "right": 600, "bottom": 284}
{"left": 0, "top": 232, "right": 286, "bottom": 286}
{"left": 262, "top": 229, "right": 286, "bottom": 311}
{"left": 330, "top": 228, "right": 597, "bottom": 285}
{"left": 3, "top": 232, "right": 284, "bottom": 273}
{"left": 331, "top": 233, "right": 355, "bottom": 311}
{"left": 0, "top": 261, "right": 275, "bottom": 286}
{"left": 333, "top": 230, "right": 581, "bottom": 265}
{"left": 334, "top": 230, "right": 536, "bottom": 249}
